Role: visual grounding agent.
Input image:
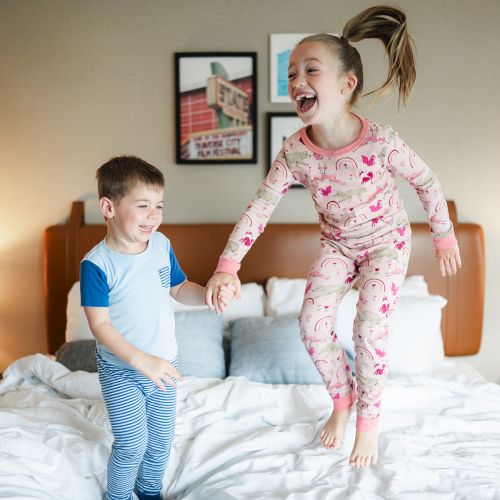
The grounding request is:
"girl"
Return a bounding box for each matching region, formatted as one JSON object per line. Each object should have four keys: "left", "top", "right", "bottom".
{"left": 206, "top": 5, "right": 461, "bottom": 468}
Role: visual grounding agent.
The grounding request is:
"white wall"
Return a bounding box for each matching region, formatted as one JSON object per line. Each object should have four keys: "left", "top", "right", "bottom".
{"left": 1, "top": 0, "right": 498, "bottom": 380}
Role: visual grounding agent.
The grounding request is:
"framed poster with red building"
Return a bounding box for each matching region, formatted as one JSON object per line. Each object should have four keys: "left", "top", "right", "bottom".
{"left": 175, "top": 52, "right": 257, "bottom": 164}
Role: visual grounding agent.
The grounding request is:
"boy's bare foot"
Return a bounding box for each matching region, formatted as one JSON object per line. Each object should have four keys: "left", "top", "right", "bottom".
{"left": 320, "top": 406, "right": 353, "bottom": 449}
{"left": 349, "top": 429, "right": 378, "bottom": 467}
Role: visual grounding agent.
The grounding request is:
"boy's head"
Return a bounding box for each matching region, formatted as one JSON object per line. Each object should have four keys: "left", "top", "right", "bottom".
{"left": 96, "top": 155, "right": 164, "bottom": 202}
{"left": 96, "top": 156, "right": 165, "bottom": 250}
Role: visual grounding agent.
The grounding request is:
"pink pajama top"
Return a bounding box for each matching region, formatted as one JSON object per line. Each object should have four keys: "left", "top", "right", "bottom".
{"left": 216, "top": 116, "right": 457, "bottom": 276}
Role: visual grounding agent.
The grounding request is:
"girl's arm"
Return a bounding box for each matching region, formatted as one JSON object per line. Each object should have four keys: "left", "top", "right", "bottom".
{"left": 206, "top": 149, "right": 295, "bottom": 311}
{"left": 435, "top": 246, "right": 462, "bottom": 277}
{"left": 387, "top": 128, "right": 457, "bottom": 249}
{"left": 387, "top": 128, "right": 461, "bottom": 276}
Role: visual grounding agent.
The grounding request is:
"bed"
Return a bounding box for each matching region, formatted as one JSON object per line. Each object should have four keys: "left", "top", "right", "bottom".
{"left": 1, "top": 200, "right": 499, "bottom": 500}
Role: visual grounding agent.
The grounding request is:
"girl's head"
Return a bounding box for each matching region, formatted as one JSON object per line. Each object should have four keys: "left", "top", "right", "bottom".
{"left": 288, "top": 5, "right": 416, "bottom": 123}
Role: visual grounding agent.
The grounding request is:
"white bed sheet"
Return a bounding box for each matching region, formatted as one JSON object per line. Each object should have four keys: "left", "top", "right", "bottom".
{"left": 1, "top": 354, "right": 499, "bottom": 500}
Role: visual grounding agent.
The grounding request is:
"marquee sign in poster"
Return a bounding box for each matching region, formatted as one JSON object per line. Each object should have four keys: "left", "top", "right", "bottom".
{"left": 175, "top": 52, "right": 257, "bottom": 164}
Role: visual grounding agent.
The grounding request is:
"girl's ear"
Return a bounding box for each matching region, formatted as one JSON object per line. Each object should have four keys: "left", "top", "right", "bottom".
{"left": 342, "top": 72, "right": 358, "bottom": 95}
{"left": 99, "top": 197, "right": 114, "bottom": 219}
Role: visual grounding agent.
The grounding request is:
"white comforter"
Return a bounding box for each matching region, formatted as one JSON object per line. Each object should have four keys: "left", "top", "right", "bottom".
{"left": 1, "top": 355, "right": 499, "bottom": 500}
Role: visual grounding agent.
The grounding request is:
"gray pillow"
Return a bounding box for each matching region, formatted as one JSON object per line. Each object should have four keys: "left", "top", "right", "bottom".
{"left": 229, "top": 314, "right": 324, "bottom": 384}
{"left": 56, "top": 340, "right": 97, "bottom": 372}
{"left": 57, "top": 310, "right": 226, "bottom": 378}
{"left": 175, "top": 310, "right": 225, "bottom": 378}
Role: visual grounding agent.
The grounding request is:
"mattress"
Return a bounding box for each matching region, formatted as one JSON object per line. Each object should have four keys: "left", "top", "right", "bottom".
{"left": 0, "top": 354, "right": 499, "bottom": 499}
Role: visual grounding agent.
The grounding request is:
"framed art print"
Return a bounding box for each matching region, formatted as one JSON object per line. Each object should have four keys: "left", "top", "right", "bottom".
{"left": 175, "top": 52, "right": 257, "bottom": 163}
{"left": 270, "top": 33, "right": 311, "bottom": 103}
{"left": 267, "top": 112, "right": 304, "bottom": 188}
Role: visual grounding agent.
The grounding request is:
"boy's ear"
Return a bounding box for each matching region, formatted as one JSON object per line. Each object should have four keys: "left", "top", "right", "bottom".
{"left": 99, "top": 197, "right": 114, "bottom": 219}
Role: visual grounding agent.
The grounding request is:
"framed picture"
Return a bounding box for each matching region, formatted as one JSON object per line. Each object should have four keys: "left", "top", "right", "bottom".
{"left": 267, "top": 112, "right": 304, "bottom": 188}
{"left": 270, "top": 33, "right": 311, "bottom": 103}
{"left": 175, "top": 52, "right": 257, "bottom": 164}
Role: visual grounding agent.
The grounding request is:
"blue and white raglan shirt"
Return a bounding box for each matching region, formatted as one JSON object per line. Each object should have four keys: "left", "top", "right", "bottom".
{"left": 80, "top": 232, "right": 186, "bottom": 369}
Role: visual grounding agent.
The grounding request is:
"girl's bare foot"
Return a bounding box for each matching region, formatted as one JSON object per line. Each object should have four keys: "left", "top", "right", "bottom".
{"left": 349, "top": 429, "right": 378, "bottom": 467}
{"left": 320, "top": 406, "right": 353, "bottom": 449}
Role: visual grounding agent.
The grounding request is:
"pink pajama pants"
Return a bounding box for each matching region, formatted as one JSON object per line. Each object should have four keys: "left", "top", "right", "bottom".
{"left": 298, "top": 229, "right": 411, "bottom": 431}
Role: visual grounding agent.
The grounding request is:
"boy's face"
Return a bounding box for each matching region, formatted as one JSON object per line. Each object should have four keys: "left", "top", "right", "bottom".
{"left": 102, "top": 183, "right": 164, "bottom": 252}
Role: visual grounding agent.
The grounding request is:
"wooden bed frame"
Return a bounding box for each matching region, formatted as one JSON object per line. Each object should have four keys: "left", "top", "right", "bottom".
{"left": 44, "top": 200, "right": 485, "bottom": 357}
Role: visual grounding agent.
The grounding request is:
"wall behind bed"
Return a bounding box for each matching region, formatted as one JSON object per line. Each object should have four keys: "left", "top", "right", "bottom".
{"left": 0, "top": 0, "right": 498, "bottom": 380}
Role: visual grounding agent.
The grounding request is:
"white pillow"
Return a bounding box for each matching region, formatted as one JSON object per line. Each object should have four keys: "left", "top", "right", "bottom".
{"left": 66, "top": 282, "right": 93, "bottom": 341}
{"left": 265, "top": 275, "right": 445, "bottom": 375}
{"left": 265, "top": 277, "right": 306, "bottom": 317}
{"left": 171, "top": 282, "right": 265, "bottom": 325}
{"left": 66, "top": 281, "right": 265, "bottom": 342}
{"left": 387, "top": 294, "right": 446, "bottom": 374}
{"left": 334, "top": 291, "right": 446, "bottom": 374}
{"left": 265, "top": 274, "right": 430, "bottom": 317}
{"left": 221, "top": 282, "right": 265, "bottom": 322}
{"left": 397, "top": 274, "right": 429, "bottom": 297}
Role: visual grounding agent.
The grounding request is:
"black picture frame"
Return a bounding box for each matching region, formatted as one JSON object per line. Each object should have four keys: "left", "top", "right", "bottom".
{"left": 175, "top": 52, "right": 257, "bottom": 164}
{"left": 267, "top": 112, "right": 304, "bottom": 188}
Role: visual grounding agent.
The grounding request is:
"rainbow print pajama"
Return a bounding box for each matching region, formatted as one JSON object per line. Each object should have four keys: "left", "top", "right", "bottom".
{"left": 216, "top": 116, "right": 457, "bottom": 431}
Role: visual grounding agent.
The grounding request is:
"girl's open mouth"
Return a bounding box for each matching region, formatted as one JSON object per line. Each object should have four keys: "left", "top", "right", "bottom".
{"left": 296, "top": 94, "right": 317, "bottom": 113}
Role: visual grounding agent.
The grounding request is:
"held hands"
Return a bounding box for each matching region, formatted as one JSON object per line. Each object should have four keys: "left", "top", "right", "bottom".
{"left": 216, "top": 283, "right": 237, "bottom": 312}
{"left": 205, "top": 272, "right": 242, "bottom": 314}
{"left": 135, "top": 352, "right": 183, "bottom": 391}
{"left": 436, "top": 244, "right": 462, "bottom": 277}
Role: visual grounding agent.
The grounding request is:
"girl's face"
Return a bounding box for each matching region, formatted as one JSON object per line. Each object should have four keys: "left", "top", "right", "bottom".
{"left": 287, "top": 41, "right": 351, "bottom": 125}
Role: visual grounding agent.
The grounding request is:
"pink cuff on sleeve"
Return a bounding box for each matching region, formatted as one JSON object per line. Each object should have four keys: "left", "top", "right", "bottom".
{"left": 432, "top": 234, "right": 458, "bottom": 250}
{"left": 214, "top": 256, "right": 241, "bottom": 277}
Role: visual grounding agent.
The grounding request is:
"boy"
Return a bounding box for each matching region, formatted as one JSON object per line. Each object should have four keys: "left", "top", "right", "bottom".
{"left": 81, "top": 156, "right": 233, "bottom": 500}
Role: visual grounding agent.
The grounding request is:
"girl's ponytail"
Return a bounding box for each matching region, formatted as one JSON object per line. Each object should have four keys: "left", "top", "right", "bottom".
{"left": 342, "top": 5, "right": 416, "bottom": 108}
{"left": 298, "top": 5, "right": 416, "bottom": 108}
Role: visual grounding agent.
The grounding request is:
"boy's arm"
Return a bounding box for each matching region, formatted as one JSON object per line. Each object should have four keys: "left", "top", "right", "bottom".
{"left": 170, "top": 280, "right": 206, "bottom": 306}
{"left": 167, "top": 239, "right": 232, "bottom": 309}
{"left": 84, "top": 306, "right": 145, "bottom": 368}
{"left": 84, "top": 306, "right": 182, "bottom": 389}
{"left": 171, "top": 280, "right": 235, "bottom": 311}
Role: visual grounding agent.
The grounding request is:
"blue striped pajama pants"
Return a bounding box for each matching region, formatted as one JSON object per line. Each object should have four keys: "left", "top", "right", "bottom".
{"left": 97, "top": 354, "right": 177, "bottom": 500}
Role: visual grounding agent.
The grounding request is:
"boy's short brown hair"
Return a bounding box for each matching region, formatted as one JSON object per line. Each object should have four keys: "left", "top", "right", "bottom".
{"left": 96, "top": 155, "right": 164, "bottom": 201}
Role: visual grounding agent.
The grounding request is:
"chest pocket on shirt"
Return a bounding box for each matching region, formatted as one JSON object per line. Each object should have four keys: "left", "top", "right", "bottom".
{"left": 158, "top": 266, "right": 170, "bottom": 288}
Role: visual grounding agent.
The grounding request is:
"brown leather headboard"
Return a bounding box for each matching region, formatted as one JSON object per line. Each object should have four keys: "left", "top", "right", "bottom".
{"left": 44, "top": 201, "right": 485, "bottom": 356}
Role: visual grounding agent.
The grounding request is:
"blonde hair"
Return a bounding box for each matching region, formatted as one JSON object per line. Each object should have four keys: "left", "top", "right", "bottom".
{"left": 299, "top": 5, "right": 416, "bottom": 108}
